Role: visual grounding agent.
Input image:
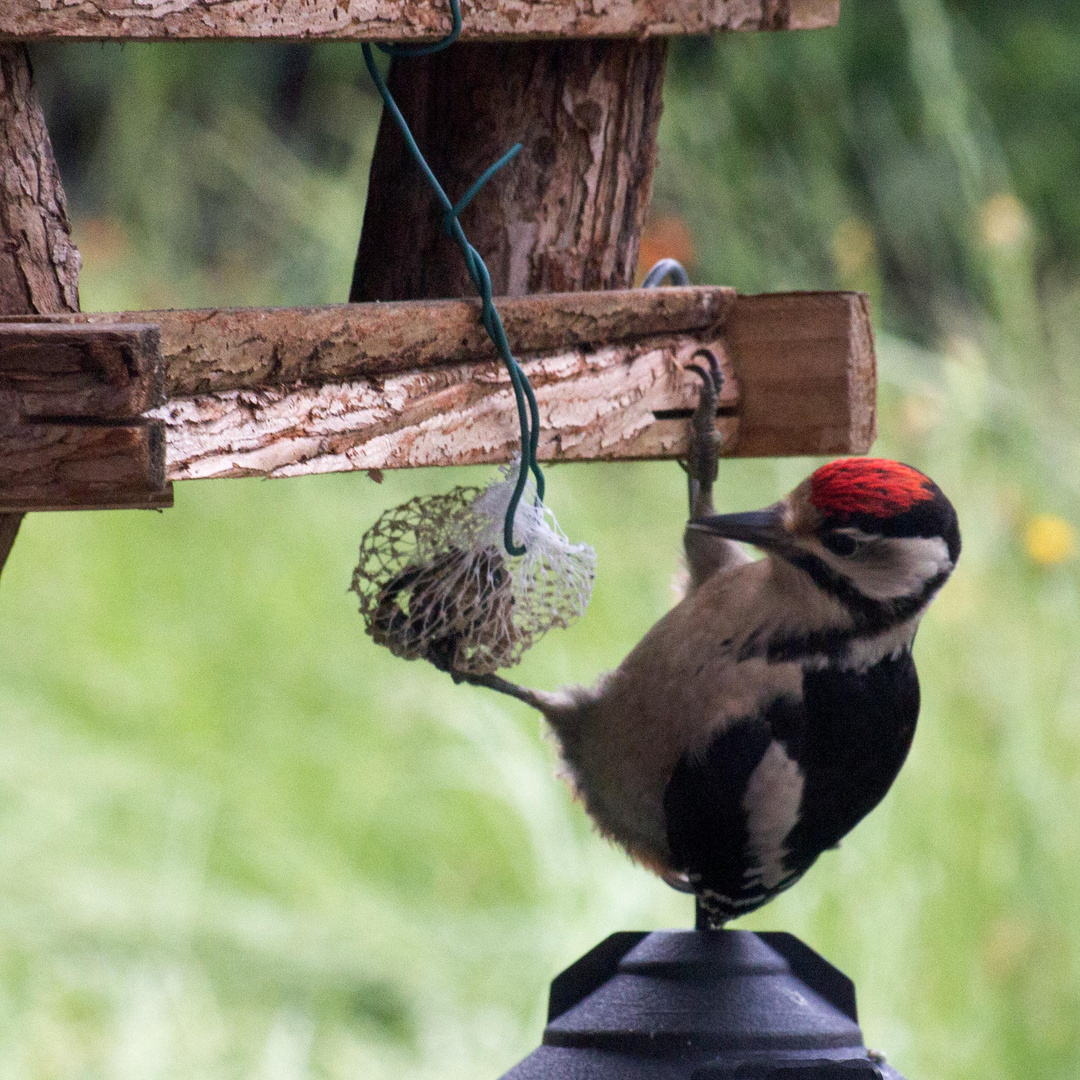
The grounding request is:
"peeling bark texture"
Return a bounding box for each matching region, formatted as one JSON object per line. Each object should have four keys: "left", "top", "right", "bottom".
{"left": 1, "top": 0, "right": 841, "bottom": 43}
{"left": 0, "top": 44, "right": 81, "bottom": 578}
{"left": 351, "top": 38, "right": 668, "bottom": 302}
{"left": 28, "top": 288, "right": 873, "bottom": 479}
{"left": 158, "top": 333, "right": 739, "bottom": 481}
{"left": 78, "top": 286, "right": 735, "bottom": 396}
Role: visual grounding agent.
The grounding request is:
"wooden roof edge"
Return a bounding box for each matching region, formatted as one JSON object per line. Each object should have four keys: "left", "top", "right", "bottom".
{"left": 1, "top": 0, "right": 839, "bottom": 43}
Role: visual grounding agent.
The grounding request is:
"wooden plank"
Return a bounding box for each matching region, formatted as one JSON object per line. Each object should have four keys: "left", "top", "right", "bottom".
{"left": 1, "top": 290, "right": 874, "bottom": 491}
{"left": 2, "top": 0, "right": 839, "bottom": 43}
{"left": 79, "top": 287, "right": 736, "bottom": 396}
{"left": 146, "top": 289, "right": 873, "bottom": 480}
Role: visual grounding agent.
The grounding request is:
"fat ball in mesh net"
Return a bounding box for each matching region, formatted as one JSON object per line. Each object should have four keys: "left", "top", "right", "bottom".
{"left": 351, "top": 464, "right": 595, "bottom": 676}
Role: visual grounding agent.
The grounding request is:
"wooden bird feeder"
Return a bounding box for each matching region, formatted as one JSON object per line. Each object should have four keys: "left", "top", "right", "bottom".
{"left": 0, "top": 0, "right": 874, "bottom": 580}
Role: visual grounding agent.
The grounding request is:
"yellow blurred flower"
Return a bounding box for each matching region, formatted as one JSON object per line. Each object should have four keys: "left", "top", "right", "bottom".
{"left": 1024, "top": 514, "right": 1076, "bottom": 566}
{"left": 979, "top": 193, "right": 1030, "bottom": 250}
{"left": 831, "top": 218, "right": 876, "bottom": 277}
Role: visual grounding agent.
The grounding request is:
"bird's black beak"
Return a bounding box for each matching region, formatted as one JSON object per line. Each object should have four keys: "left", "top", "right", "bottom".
{"left": 687, "top": 506, "right": 790, "bottom": 552}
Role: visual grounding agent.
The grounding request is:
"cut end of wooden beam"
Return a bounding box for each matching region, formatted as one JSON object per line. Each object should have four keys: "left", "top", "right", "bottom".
{"left": 725, "top": 291, "right": 876, "bottom": 458}
{"left": 0, "top": 322, "right": 173, "bottom": 511}
{"left": 0, "top": 421, "right": 173, "bottom": 512}
{"left": 2, "top": 0, "right": 839, "bottom": 41}
{"left": 0, "top": 322, "right": 164, "bottom": 417}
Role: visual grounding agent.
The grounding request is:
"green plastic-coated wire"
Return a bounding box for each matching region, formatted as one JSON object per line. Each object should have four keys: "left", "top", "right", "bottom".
{"left": 377, "top": 0, "right": 462, "bottom": 57}
{"left": 445, "top": 144, "right": 522, "bottom": 229}
{"left": 361, "top": 37, "right": 545, "bottom": 555}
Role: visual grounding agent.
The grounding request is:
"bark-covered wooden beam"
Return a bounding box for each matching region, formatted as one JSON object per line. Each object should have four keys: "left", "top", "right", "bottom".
{"left": 83, "top": 286, "right": 735, "bottom": 396}
{"left": 3, "top": 289, "right": 874, "bottom": 494}
{"left": 65, "top": 287, "right": 871, "bottom": 481}
{"left": 2, "top": 0, "right": 839, "bottom": 43}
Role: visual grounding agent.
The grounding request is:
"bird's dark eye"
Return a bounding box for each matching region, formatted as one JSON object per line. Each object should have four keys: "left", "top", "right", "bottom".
{"left": 822, "top": 532, "right": 860, "bottom": 557}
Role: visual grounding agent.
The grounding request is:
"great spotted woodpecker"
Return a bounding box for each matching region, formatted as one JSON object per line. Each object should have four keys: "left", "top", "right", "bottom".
{"left": 464, "top": 356, "right": 960, "bottom": 926}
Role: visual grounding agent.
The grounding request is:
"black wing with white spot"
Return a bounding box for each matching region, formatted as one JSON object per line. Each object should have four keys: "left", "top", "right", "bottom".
{"left": 663, "top": 651, "right": 920, "bottom": 922}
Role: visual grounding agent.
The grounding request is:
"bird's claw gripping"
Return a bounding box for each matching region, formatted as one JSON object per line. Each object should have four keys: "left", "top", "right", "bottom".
{"left": 685, "top": 350, "right": 724, "bottom": 521}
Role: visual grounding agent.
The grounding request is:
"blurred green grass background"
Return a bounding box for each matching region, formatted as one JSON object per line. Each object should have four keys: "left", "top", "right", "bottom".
{"left": 2, "top": 3, "right": 1080, "bottom": 1075}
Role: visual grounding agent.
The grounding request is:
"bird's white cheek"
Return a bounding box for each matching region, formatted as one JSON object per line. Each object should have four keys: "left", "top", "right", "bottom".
{"left": 842, "top": 537, "right": 952, "bottom": 600}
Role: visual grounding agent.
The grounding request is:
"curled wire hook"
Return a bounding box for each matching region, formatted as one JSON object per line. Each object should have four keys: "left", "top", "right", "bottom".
{"left": 641, "top": 258, "right": 690, "bottom": 288}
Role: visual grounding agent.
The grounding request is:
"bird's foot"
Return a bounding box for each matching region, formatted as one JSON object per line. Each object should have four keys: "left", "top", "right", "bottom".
{"left": 684, "top": 350, "right": 724, "bottom": 521}
{"left": 694, "top": 891, "right": 731, "bottom": 931}
{"left": 452, "top": 668, "right": 544, "bottom": 710}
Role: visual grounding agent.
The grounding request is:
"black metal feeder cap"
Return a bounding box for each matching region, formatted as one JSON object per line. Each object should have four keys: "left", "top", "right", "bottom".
{"left": 499, "top": 930, "right": 907, "bottom": 1080}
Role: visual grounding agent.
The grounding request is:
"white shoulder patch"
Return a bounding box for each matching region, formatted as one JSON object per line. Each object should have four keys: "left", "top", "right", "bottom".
{"left": 742, "top": 740, "right": 804, "bottom": 890}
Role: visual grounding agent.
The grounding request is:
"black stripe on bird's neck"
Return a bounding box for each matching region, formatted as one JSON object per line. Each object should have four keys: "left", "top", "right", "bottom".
{"left": 785, "top": 549, "right": 952, "bottom": 630}
{"left": 737, "top": 551, "right": 951, "bottom": 664}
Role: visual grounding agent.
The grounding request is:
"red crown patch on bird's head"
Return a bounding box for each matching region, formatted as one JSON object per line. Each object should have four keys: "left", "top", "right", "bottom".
{"left": 809, "top": 458, "right": 935, "bottom": 519}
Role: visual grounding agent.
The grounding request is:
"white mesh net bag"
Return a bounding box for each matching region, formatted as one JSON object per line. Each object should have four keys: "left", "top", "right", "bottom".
{"left": 351, "top": 464, "right": 595, "bottom": 676}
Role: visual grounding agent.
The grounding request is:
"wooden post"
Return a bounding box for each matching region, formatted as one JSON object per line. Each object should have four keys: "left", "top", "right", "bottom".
{"left": 351, "top": 39, "right": 668, "bottom": 301}
{"left": 0, "top": 44, "right": 81, "bottom": 581}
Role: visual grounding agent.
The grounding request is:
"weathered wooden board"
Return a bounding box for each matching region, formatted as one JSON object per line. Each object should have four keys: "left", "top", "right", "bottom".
{"left": 143, "top": 289, "right": 873, "bottom": 479}
{"left": 0, "top": 322, "right": 172, "bottom": 511}
{"left": 2, "top": 0, "right": 839, "bottom": 43}
{"left": 1, "top": 289, "right": 874, "bottom": 496}
{"left": 157, "top": 332, "right": 739, "bottom": 480}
